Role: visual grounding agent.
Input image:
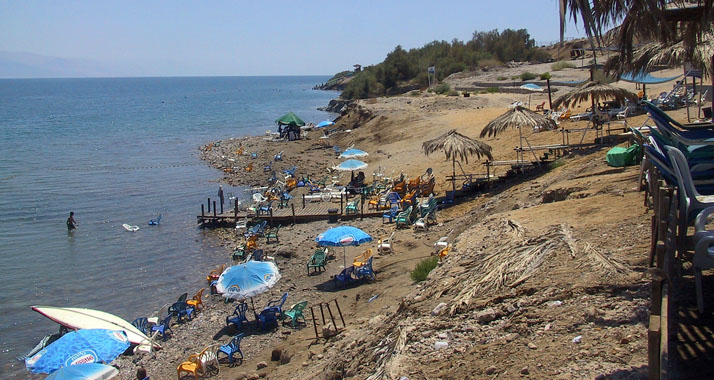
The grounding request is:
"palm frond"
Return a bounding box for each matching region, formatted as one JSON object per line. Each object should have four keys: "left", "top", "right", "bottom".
{"left": 479, "top": 105, "right": 557, "bottom": 138}
{"left": 422, "top": 130, "right": 493, "bottom": 163}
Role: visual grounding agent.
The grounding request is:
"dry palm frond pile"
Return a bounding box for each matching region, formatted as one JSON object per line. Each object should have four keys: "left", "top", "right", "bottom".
{"left": 420, "top": 218, "right": 629, "bottom": 316}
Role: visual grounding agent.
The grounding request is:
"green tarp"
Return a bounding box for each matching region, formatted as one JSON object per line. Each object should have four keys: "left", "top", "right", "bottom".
{"left": 275, "top": 112, "right": 305, "bottom": 127}
{"left": 606, "top": 144, "right": 642, "bottom": 167}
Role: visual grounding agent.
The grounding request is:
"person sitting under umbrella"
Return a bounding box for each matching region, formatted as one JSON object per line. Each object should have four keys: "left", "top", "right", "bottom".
{"left": 347, "top": 171, "right": 366, "bottom": 194}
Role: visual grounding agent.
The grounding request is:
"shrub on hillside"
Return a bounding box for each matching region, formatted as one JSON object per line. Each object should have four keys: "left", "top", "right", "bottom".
{"left": 497, "top": 76, "right": 507, "bottom": 81}
{"left": 520, "top": 72, "right": 538, "bottom": 81}
{"left": 433, "top": 83, "right": 451, "bottom": 94}
{"left": 540, "top": 72, "right": 552, "bottom": 80}
{"left": 410, "top": 256, "right": 439, "bottom": 282}
{"left": 551, "top": 61, "right": 576, "bottom": 71}
{"left": 486, "top": 87, "right": 499, "bottom": 93}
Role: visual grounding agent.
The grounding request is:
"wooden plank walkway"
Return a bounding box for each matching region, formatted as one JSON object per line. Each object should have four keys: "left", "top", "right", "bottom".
{"left": 197, "top": 200, "right": 385, "bottom": 227}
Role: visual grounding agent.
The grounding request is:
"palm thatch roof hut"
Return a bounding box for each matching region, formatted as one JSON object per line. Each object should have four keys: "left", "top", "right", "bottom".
{"left": 551, "top": 81, "right": 639, "bottom": 109}
{"left": 422, "top": 130, "right": 492, "bottom": 194}
{"left": 480, "top": 105, "right": 557, "bottom": 138}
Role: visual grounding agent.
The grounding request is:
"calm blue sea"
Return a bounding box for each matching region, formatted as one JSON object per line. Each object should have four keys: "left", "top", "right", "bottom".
{"left": 0, "top": 76, "right": 336, "bottom": 376}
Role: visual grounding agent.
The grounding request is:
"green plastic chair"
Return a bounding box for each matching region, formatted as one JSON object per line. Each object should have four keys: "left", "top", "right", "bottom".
{"left": 395, "top": 206, "right": 413, "bottom": 229}
{"left": 345, "top": 197, "right": 360, "bottom": 215}
{"left": 265, "top": 225, "right": 280, "bottom": 243}
{"left": 282, "top": 301, "right": 308, "bottom": 328}
{"left": 307, "top": 249, "right": 327, "bottom": 274}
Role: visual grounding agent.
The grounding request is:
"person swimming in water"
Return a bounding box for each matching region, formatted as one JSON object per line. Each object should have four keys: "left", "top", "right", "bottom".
{"left": 66, "top": 211, "right": 78, "bottom": 231}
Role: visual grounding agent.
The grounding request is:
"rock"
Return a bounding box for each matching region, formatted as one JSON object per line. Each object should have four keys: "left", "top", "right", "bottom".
{"left": 280, "top": 351, "right": 291, "bottom": 365}
{"left": 317, "top": 354, "right": 324, "bottom": 360}
{"left": 236, "top": 373, "right": 247, "bottom": 380}
{"left": 432, "top": 302, "right": 448, "bottom": 315}
{"left": 414, "top": 295, "right": 424, "bottom": 302}
{"left": 437, "top": 332, "right": 448, "bottom": 339}
{"left": 257, "top": 361, "right": 268, "bottom": 369}
{"left": 302, "top": 361, "right": 309, "bottom": 366}
{"left": 259, "top": 373, "right": 267, "bottom": 378}
{"left": 247, "top": 373, "right": 260, "bottom": 380}
{"left": 485, "top": 366, "right": 497, "bottom": 375}
{"left": 271, "top": 349, "right": 282, "bottom": 361}
{"left": 422, "top": 330, "right": 433, "bottom": 338}
{"left": 505, "top": 333, "right": 519, "bottom": 342}
{"left": 520, "top": 366, "right": 529, "bottom": 375}
{"left": 475, "top": 308, "right": 499, "bottom": 323}
{"left": 528, "top": 342, "right": 537, "bottom": 349}
{"left": 322, "top": 323, "right": 338, "bottom": 338}
{"left": 619, "top": 337, "right": 630, "bottom": 345}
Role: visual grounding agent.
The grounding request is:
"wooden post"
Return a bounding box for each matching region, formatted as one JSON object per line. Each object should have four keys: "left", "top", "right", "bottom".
{"left": 325, "top": 303, "right": 337, "bottom": 329}
{"left": 291, "top": 204, "right": 296, "bottom": 226}
{"left": 340, "top": 193, "right": 344, "bottom": 215}
{"left": 333, "top": 299, "right": 345, "bottom": 327}
{"left": 360, "top": 193, "right": 364, "bottom": 219}
{"left": 201, "top": 204, "right": 205, "bottom": 226}
{"left": 309, "top": 306, "right": 320, "bottom": 340}
{"left": 207, "top": 198, "right": 211, "bottom": 213}
{"left": 318, "top": 303, "right": 326, "bottom": 326}
{"left": 213, "top": 201, "right": 217, "bottom": 218}
{"left": 269, "top": 208, "right": 273, "bottom": 227}
{"left": 234, "top": 199, "right": 238, "bottom": 224}
{"left": 220, "top": 198, "right": 224, "bottom": 214}
{"left": 302, "top": 194, "right": 305, "bottom": 209}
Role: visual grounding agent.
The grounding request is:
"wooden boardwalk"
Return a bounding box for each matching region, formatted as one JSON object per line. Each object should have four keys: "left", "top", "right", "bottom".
{"left": 197, "top": 199, "right": 385, "bottom": 227}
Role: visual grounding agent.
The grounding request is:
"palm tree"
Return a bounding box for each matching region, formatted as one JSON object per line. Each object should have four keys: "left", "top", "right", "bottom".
{"left": 559, "top": 1, "right": 714, "bottom": 89}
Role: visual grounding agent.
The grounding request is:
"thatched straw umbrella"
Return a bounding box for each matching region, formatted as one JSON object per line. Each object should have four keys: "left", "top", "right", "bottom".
{"left": 480, "top": 105, "right": 557, "bottom": 163}
{"left": 422, "top": 130, "right": 493, "bottom": 195}
{"left": 551, "top": 80, "right": 639, "bottom": 110}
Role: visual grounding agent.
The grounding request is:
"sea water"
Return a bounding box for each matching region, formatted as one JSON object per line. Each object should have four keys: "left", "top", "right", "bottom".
{"left": 0, "top": 76, "right": 336, "bottom": 376}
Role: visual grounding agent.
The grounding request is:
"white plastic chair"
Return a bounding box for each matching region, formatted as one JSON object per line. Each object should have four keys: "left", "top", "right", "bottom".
{"left": 694, "top": 207, "right": 714, "bottom": 312}
{"left": 377, "top": 232, "right": 395, "bottom": 254}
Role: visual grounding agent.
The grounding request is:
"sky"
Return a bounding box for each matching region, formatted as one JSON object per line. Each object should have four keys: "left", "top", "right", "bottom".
{"left": 0, "top": 0, "right": 587, "bottom": 78}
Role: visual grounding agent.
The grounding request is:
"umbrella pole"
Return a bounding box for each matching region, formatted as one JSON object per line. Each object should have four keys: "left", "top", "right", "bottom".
{"left": 452, "top": 157, "right": 456, "bottom": 196}
{"left": 343, "top": 246, "right": 347, "bottom": 268}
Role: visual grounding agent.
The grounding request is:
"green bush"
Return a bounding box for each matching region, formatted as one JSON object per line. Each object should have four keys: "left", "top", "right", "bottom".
{"left": 486, "top": 87, "right": 499, "bottom": 93}
{"left": 511, "top": 75, "right": 519, "bottom": 80}
{"left": 410, "top": 256, "right": 440, "bottom": 282}
{"left": 551, "top": 61, "right": 576, "bottom": 71}
{"left": 539, "top": 72, "right": 551, "bottom": 80}
{"left": 549, "top": 159, "right": 565, "bottom": 170}
{"left": 447, "top": 90, "right": 459, "bottom": 96}
{"left": 497, "top": 76, "right": 507, "bottom": 81}
{"left": 520, "top": 72, "right": 537, "bottom": 81}
{"left": 433, "top": 82, "right": 451, "bottom": 94}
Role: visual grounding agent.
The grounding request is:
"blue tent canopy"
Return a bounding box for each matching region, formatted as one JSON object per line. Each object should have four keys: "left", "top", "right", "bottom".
{"left": 550, "top": 79, "right": 589, "bottom": 86}
{"left": 619, "top": 72, "right": 682, "bottom": 85}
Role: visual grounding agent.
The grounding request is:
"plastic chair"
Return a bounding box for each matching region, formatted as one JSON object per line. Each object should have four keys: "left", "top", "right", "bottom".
{"left": 307, "top": 249, "right": 327, "bottom": 274}
{"left": 168, "top": 301, "right": 194, "bottom": 323}
{"left": 282, "top": 301, "right": 307, "bottom": 328}
{"left": 264, "top": 292, "right": 288, "bottom": 316}
{"left": 148, "top": 214, "right": 161, "bottom": 226}
{"left": 216, "top": 334, "right": 244, "bottom": 366}
{"left": 395, "top": 206, "right": 414, "bottom": 229}
{"left": 186, "top": 288, "right": 204, "bottom": 312}
{"left": 151, "top": 314, "right": 173, "bottom": 341}
{"left": 382, "top": 205, "right": 399, "bottom": 224}
{"left": 355, "top": 256, "right": 376, "bottom": 281}
{"left": 693, "top": 207, "right": 714, "bottom": 312}
{"left": 177, "top": 345, "right": 220, "bottom": 379}
{"left": 334, "top": 266, "right": 356, "bottom": 287}
{"left": 258, "top": 201, "right": 273, "bottom": 216}
{"left": 377, "top": 232, "right": 395, "bottom": 254}
{"left": 131, "top": 317, "right": 149, "bottom": 335}
{"left": 206, "top": 266, "right": 225, "bottom": 284}
{"left": 345, "top": 197, "right": 360, "bottom": 215}
{"left": 226, "top": 302, "right": 249, "bottom": 329}
{"left": 353, "top": 249, "right": 373, "bottom": 268}
{"left": 256, "top": 309, "right": 279, "bottom": 330}
{"left": 265, "top": 225, "right": 280, "bottom": 243}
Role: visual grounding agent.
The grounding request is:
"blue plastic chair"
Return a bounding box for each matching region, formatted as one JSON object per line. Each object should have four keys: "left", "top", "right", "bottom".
{"left": 333, "top": 146, "right": 342, "bottom": 156}
{"left": 283, "top": 166, "right": 297, "bottom": 177}
{"left": 264, "top": 292, "right": 288, "bottom": 316}
{"left": 258, "top": 201, "right": 273, "bottom": 216}
{"left": 168, "top": 301, "right": 194, "bottom": 323}
{"left": 274, "top": 151, "right": 283, "bottom": 161}
{"left": 355, "top": 256, "right": 376, "bottom": 281}
{"left": 150, "top": 314, "right": 173, "bottom": 341}
{"left": 131, "top": 317, "right": 149, "bottom": 335}
{"left": 256, "top": 309, "right": 279, "bottom": 330}
{"left": 382, "top": 206, "right": 399, "bottom": 224}
{"left": 251, "top": 249, "right": 264, "bottom": 261}
{"left": 216, "top": 333, "right": 244, "bottom": 366}
{"left": 263, "top": 162, "right": 272, "bottom": 172}
{"left": 226, "top": 303, "right": 249, "bottom": 329}
{"left": 334, "top": 266, "right": 356, "bottom": 287}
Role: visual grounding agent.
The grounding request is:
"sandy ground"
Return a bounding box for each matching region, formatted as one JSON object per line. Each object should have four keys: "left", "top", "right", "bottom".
{"left": 112, "top": 59, "right": 711, "bottom": 380}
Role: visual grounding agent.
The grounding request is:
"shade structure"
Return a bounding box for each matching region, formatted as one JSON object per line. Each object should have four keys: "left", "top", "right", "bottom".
{"left": 25, "top": 329, "right": 130, "bottom": 374}
{"left": 316, "top": 226, "right": 373, "bottom": 267}
{"left": 316, "top": 120, "right": 335, "bottom": 128}
{"left": 551, "top": 81, "right": 639, "bottom": 109}
{"left": 422, "top": 129, "right": 493, "bottom": 195}
{"left": 339, "top": 148, "right": 368, "bottom": 159}
{"left": 480, "top": 105, "right": 557, "bottom": 138}
{"left": 275, "top": 112, "right": 305, "bottom": 127}
{"left": 46, "top": 363, "right": 119, "bottom": 380}
{"left": 215, "top": 261, "right": 281, "bottom": 301}
{"left": 334, "top": 159, "right": 368, "bottom": 171}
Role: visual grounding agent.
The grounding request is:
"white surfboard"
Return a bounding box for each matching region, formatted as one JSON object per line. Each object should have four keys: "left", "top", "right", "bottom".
{"left": 122, "top": 223, "right": 139, "bottom": 232}
{"left": 32, "top": 306, "right": 159, "bottom": 348}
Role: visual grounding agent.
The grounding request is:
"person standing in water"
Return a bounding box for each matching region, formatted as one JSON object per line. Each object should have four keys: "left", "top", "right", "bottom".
{"left": 66, "top": 211, "right": 78, "bottom": 231}
{"left": 218, "top": 185, "right": 225, "bottom": 209}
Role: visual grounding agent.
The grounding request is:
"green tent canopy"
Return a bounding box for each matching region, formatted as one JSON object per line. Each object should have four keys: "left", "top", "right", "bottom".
{"left": 275, "top": 112, "right": 306, "bottom": 127}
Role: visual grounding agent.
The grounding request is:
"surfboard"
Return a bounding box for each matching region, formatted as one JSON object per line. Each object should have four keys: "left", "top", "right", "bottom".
{"left": 122, "top": 223, "right": 139, "bottom": 232}
{"left": 31, "top": 306, "right": 159, "bottom": 348}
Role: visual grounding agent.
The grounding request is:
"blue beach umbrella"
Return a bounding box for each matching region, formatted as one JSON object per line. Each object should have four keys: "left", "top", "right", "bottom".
{"left": 46, "top": 363, "right": 119, "bottom": 380}
{"left": 519, "top": 83, "right": 544, "bottom": 108}
{"left": 215, "top": 261, "right": 281, "bottom": 300}
{"left": 334, "top": 159, "right": 368, "bottom": 172}
{"left": 316, "top": 225, "right": 373, "bottom": 267}
{"left": 339, "top": 148, "right": 369, "bottom": 159}
{"left": 25, "top": 329, "right": 130, "bottom": 374}
{"left": 316, "top": 120, "right": 335, "bottom": 128}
